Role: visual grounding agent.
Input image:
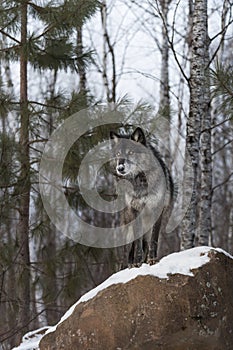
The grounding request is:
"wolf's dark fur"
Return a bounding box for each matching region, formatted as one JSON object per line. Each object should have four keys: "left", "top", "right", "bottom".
{"left": 110, "top": 127, "right": 173, "bottom": 266}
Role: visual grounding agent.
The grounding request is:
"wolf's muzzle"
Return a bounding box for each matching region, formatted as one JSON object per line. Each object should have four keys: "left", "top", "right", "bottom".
{"left": 117, "top": 164, "right": 125, "bottom": 173}
{"left": 116, "top": 160, "right": 126, "bottom": 175}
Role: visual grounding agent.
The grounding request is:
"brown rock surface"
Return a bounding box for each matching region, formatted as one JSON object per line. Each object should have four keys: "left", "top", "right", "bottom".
{"left": 39, "top": 249, "right": 233, "bottom": 350}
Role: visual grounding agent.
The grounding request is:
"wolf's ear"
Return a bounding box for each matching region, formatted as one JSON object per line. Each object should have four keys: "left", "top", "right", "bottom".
{"left": 131, "top": 127, "right": 146, "bottom": 145}
{"left": 110, "top": 131, "right": 119, "bottom": 144}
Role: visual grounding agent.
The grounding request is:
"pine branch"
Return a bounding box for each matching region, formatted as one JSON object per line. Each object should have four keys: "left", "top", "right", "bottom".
{"left": 0, "top": 28, "right": 20, "bottom": 44}
{"left": 29, "top": 100, "right": 64, "bottom": 110}
{"left": 0, "top": 44, "right": 20, "bottom": 52}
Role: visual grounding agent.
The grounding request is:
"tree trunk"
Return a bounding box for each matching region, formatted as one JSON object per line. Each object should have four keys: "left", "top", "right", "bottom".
{"left": 197, "top": 29, "right": 211, "bottom": 246}
{"left": 158, "top": 0, "right": 171, "bottom": 166}
{"left": 181, "top": 0, "right": 210, "bottom": 249}
{"left": 16, "top": 0, "right": 31, "bottom": 342}
{"left": 158, "top": 0, "right": 171, "bottom": 121}
{"left": 77, "top": 25, "right": 87, "bottom": 95}
{"left": 101, "top": 0, "right": 116, "bottom": 104}
{"left": 157, "top": 0, "right": 180, "bottom": 257}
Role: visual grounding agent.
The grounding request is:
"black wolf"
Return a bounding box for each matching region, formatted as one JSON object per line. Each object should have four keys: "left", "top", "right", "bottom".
{"left": 110, "top": 127, "right": 173, "bottom": 266}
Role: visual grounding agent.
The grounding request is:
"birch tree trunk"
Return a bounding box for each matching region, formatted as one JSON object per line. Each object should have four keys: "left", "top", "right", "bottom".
{"left": 158, "top": 0, "right": 171, "bottom": 122}
{"left": 181, "top": 0, "right": 210, "bottom": 249}
{"left": 197, "top": 16, "right": 211, "bottom": 246}
{"left": 101, "top": 0, "right": 116, "bottom": 104}
{"left": 157, "top": 0, "right": 180, "bottom": 257}
{"left": 158, "top": 0, "right": 171, "bottom": 168}
{"left": 16, "top": 0, "right": 31, "bottom": 342}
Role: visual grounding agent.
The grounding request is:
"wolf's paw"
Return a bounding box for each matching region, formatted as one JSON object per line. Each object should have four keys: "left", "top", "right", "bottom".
{"left": 128, "top": 261, "right": 142, "bottom": 268}
{"left": 147, "top": 257, "right": 159, "bottom": 265}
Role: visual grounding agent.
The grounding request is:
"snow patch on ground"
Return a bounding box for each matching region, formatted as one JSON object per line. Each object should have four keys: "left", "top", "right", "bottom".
{"left": 12, "top": 246, "right": 232, "bottom": 350}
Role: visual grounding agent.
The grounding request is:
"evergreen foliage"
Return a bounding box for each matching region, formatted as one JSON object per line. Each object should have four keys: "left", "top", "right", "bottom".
{"left": 0, "top": 2, "right": 232, "bottom": 349}
{"left": 210, "top": 61, "right": 233, "bottom": 119}
{"left": 0, "top": 0, "right": 100, "bottom": 347}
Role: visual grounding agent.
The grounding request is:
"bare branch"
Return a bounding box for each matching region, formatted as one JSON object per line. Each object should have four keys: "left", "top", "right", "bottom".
{"left": 153, "top": 0, "right": 190, "bottom": 84}
{"left": 212, "top": 172, "right": 233, "bottom": 194}
{"left": 212, "top": 138, "right": 233, "bottom": 156}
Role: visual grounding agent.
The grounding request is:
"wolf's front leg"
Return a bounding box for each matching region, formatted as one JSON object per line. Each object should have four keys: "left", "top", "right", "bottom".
{"left": 147, "top": 241, "right": 158, "bottom": 265}
{"left": 128, "top": 238, "right": 143, "bottom": 267}
{"left": 147, "top": 213, "right": 163, "bottom": 265}
{"left": 133, "top": 213, "right": 144, "bottom": 267}
{"left": 134, "top": 238, "right": 143, "bottom": 267}
{"left": 144, "top": 228, "right": 156, "bottom": 265}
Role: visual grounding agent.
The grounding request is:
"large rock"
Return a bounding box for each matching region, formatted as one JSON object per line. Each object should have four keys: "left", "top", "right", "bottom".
{"left": 39, "top": 248, "right": 233, "bottom": 350}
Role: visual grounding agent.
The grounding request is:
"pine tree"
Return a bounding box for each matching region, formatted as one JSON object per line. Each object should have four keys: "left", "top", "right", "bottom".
{"left": 210, "top": 61, "right": 233, "bottom": 253}
{"left": 0, "top": 0, "right": 99, "bottom": 347}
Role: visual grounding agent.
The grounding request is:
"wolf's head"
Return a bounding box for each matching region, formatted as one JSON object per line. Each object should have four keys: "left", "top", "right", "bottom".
{"left": 110, "top": 127, "right": 147, "bottom": 177}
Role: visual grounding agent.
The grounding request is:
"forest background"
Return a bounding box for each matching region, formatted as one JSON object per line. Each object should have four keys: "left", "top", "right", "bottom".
{"left": 0, "top": 1, "right": 232, "bottom": 349}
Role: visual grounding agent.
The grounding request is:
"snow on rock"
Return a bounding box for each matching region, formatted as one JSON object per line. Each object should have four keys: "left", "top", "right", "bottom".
{"left": 11, "top": 246, "right": 233, "bottom": 350}
{"left": 11, "top": 327, "right": 49, "bottom": 350}
{"left": 44, "top": 246, "right": 232, "bottom": 336}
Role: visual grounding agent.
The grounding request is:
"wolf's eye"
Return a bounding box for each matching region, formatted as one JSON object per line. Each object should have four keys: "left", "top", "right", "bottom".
{"left": 116, "top": 152, "right": 121, "bottom": 157}
{"left": 128, "top": 150, "right": 134, "bottom": 155}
